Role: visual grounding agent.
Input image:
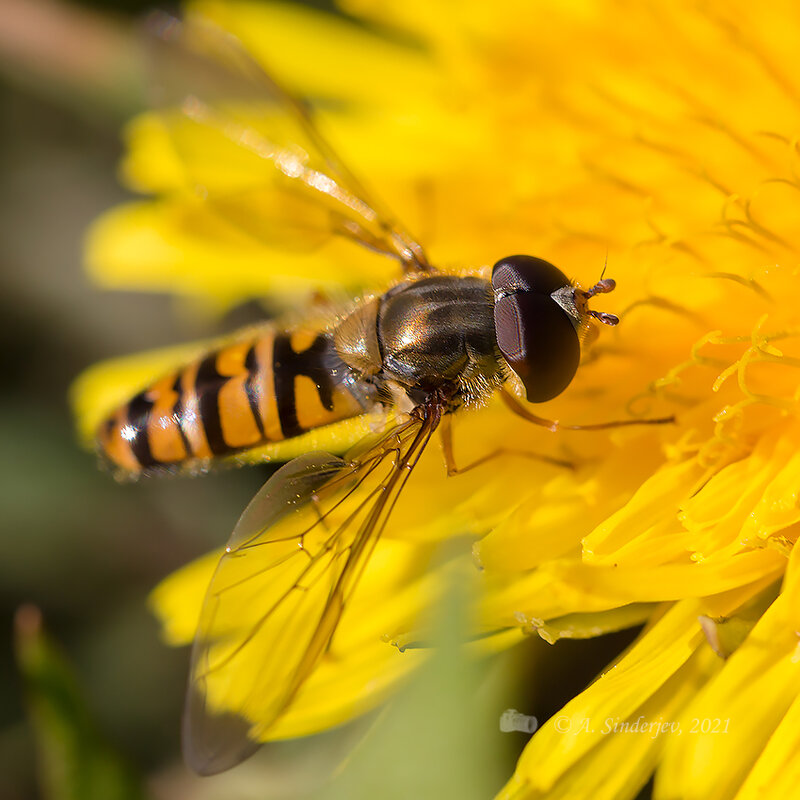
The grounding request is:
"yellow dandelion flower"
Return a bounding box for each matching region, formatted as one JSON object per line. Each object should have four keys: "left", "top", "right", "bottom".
{"left": 72, "top": 0, "right": 800, "bottom": 796}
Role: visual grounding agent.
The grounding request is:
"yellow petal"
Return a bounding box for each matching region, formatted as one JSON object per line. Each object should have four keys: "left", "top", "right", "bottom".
{"left": 498, "top": 599, "right": 711, "bottom": 797}
{"left": 523, "top": 604, "right": 655, "bottom": 646}
{"left": 502, "top": 647, "right": 718, "bottom": 800}
{"left": 150, "top": 533, "right": 440, "bottom": 739}
{"left": 149, "top": 549, "right": 219, "bottom": 645}
{"left": 479, "top": 429, "right": 675, "bottom": 573}
{"left": 734, "top": 689, "right": 800, "bottom": 799}
{"left": 655, "top": 592, "right": 800, "bottom": 800}
{"left": 86, "top": 199, "right": 391, "bottom": 308}
{"left": 188, "top": 0, "right": 436, "bottom": 109}
{"left": 484, "top": 553, "right": 784, "bottom": 627}
{"left": 583, "top": 459, "right": 706, "bottom": 566}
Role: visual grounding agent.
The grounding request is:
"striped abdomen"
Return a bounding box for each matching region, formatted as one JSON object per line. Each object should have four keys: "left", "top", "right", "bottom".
{"left": 98, "top": 328, "right": 369, "bottom": 476}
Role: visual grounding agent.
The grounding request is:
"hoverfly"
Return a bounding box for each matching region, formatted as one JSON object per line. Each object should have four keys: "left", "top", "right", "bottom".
{"left": 93, "top": 12, "right": 670, "bottom": 775}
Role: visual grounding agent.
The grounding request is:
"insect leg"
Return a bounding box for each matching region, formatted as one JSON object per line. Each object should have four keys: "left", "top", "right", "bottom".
{"left": 499, "top": 388, "right": 675, "bottom": 432}
{"left": 439, "top": 414, "right": 574, "bottom": 476}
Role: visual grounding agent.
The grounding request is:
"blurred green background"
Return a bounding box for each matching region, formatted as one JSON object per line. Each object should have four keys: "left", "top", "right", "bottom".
{"left": 0, "top": 2, "right": 644, "bottom": 797}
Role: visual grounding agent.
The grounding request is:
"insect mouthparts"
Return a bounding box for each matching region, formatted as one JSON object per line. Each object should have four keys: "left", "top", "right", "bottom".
{"left": 575, "top": 276, "right": 620, "bottom": 326}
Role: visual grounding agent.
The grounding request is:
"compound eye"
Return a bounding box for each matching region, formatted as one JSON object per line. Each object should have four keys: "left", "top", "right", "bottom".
{"left": 492, "top": 256, "right": 580, "bottom": 402}
{"left": 492, "top": 255, "right": 571, "bottom": 297}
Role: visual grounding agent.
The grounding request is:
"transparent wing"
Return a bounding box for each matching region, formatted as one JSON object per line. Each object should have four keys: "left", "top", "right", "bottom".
{"left": 184, "top": 410, "right": 439, "bottom": 774}
{"left": 143, "top": 12, "right": 432, "bottom": 272}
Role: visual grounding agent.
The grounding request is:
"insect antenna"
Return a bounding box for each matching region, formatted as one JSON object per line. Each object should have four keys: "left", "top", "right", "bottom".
{"left": 600, "top": 247, "right": 609, "bottom": 281}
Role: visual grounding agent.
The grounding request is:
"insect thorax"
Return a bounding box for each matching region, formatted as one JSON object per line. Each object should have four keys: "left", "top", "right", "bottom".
{"left": 334, "top": 275, "right": 505, "bottom": 407}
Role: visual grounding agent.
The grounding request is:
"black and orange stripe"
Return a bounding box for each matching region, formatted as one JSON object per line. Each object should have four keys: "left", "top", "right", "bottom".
{"left": 97, "top": 328, "right": 369, "bottom": 476}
